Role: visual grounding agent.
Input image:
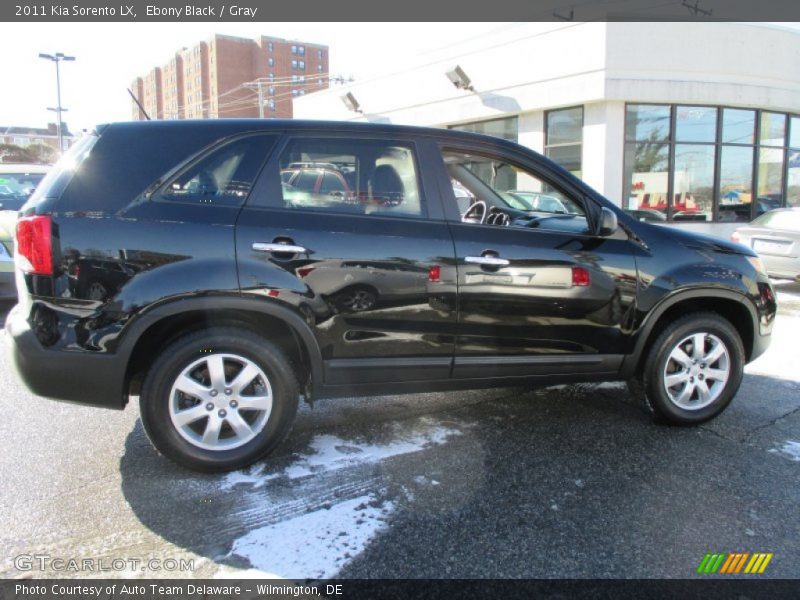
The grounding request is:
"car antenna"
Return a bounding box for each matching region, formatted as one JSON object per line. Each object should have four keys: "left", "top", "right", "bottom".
{"left": 127, "top": 88, "right": 151, "bottom": 121}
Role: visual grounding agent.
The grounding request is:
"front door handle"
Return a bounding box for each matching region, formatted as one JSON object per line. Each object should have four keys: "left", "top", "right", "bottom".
{"left": 252, "top": 242, "right": 308, "bottom": 255}
{"left": 465, "top": 255, "right": 510, "bottom": 267}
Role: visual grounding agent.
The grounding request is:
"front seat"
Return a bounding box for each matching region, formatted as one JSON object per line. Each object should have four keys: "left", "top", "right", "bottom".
{"left": 371, "top": 164, "right": 404, "bottom": 206}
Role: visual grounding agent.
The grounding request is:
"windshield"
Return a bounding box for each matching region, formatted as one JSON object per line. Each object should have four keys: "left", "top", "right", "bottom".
{"left": 0, "top": 171, "right": 46, "bottom": 210}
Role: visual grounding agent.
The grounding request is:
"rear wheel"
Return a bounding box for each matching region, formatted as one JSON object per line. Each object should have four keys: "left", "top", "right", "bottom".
{"left": 139, "top": 327, "right": 299, "bottom": 472}
{"left": 630, "top": 312, "right": 745, "bottom": 424}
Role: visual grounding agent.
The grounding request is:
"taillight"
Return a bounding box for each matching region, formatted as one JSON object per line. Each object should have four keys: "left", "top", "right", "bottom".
{"left": 572, "top": 266, "right": 591, "bottom": 287}
{"left": 16, "top": 215, "right": 53, "bottom": 275}
{"left": 428, "top": 265, "right": 441, "bottom": 283}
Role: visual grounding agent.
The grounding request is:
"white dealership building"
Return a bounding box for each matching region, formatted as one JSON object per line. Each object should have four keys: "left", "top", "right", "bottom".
{"left": 294, "top": 22, "right": 800, "bottom": 234}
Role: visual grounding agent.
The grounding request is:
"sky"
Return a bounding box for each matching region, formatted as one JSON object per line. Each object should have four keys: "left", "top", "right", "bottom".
{"left": 0, "top": 22, "right": 797, "bottom": 133}
{"left": 0, "top": 22, "right": 525, "bottom": 132}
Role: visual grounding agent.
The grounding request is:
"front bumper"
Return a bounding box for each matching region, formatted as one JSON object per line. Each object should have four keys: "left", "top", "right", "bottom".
{"left": 5, "top": 303, "right": 127, "bottom": 409}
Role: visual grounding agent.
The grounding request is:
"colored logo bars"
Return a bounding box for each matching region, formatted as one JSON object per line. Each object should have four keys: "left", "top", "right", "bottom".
{"left": 697, "top": 552, "right": 773, "bottom": 574}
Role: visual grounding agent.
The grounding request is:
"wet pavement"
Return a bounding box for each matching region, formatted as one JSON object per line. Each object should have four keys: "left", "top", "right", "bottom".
{"left": 1, "top": 282, "right": 799, "bottom": 579}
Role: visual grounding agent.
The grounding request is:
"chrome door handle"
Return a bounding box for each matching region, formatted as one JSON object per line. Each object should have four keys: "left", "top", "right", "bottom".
{"left": 465, "top": 256, "right": 510, "bottom": 266}
{"left": 252, "top": 242, "right": 308, "bottom": 254}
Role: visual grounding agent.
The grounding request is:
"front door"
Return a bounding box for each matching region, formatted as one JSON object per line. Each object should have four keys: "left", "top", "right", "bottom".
{"left": 434, "top": 143, "right": 639, "bottom": 380}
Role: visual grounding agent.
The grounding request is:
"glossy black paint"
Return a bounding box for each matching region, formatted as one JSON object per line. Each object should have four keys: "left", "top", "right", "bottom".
{"left": 5, "top": 119, "right": 777, "bottom": 409}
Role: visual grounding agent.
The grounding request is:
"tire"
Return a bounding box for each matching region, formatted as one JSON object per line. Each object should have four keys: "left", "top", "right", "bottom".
{"left": 139, "top": 327, "right": 299, "bottom": 472}
{"left": 335, "top": 286, "right": 377, "bottom": 312}
{"left": 630, "top": 312, "right": 745, "bottom": 425}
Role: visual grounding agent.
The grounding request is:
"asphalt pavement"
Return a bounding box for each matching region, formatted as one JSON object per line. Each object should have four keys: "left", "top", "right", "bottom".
{"left": 1, "top": 284, "right": 799, "bottom": 579}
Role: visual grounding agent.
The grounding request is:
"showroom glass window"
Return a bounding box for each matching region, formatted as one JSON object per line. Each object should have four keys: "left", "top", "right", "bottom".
{"left": 545, "top": 106, "right": 583, "bottom": 178}
{"left": 623, "top": 104, "right": 795, "bottom": 222}
{"left": 718, "top": 109, "right": 755, "bottom": 222}
{"left": 449, "top": 118, "right": 519, "bottom": 190}
{"left": 449, "top": 117, "right": 518, "bottom": 143}
{"left": 623, "top": 104, "right": 671, "bottom": 219}
{"left": 789, "top": 117, "right": 800, "bottom": 207}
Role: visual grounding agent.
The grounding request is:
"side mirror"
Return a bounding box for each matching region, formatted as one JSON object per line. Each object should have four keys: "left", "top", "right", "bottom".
{"left": 598, "top": 207, "right": 619, "bottom": 237}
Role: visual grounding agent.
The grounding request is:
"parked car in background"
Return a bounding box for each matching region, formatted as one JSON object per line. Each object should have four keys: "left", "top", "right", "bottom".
{"left": 627, "top": 209, "right": 667, "bottom": 223}
{"left": 0, "top": 164, "right": 49, "bottom": 300}
{"left": 6, "top": 120, "right": 777, "bottom": 472}
{"left": 732, "top": 208, "right": 800, "bottom": 281}
{"left": 0, "top": 164, "right": 49, "bottom": 212}
{"left": 0, "top": 222, "right": 14, "bottom": 300}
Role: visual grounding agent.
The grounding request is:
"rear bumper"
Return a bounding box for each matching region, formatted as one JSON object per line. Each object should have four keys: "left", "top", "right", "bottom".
{"left": 5, "top": 303, "right": 127, "bottom": 409}
{"left": 763, "top": 255, "right": 800, "bottom": 281}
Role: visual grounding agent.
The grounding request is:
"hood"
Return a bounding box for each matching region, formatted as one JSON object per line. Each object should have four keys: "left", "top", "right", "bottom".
{"left": 638, "top": 221, "right": 757, "bottom": 257}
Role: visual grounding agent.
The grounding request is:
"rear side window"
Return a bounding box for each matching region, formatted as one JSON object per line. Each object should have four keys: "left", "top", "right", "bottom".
{"left": 277, "top": 138, "right": 424, "bottom": 218}
{"left": 159, "top": 135, "right": 274, "bottom": 207}
{"left": 26, "top": 133, "right": 98, "bottom": 208}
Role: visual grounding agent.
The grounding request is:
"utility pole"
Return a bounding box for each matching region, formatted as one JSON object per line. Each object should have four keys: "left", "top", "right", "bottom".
{"left": 39, "top": 52, "right": 75, "bottom": 152}
{"left": 243, "top": 79, "right": 267, "bottom": 118}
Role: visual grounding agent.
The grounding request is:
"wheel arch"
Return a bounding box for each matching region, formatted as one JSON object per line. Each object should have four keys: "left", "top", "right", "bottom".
{"left": 621, "top": 288, "right": 757, "bottom": 379}
{"left": 121, "top": 296, "right": 323, "bottom": 404}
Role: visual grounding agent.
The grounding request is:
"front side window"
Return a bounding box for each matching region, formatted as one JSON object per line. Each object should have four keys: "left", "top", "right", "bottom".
{"left": 161, "top": 136, "right": 274, "bottom": 206}
{"left": 278, "top": 139, "right": 424, "bottom": 218}
{"left": 443, "top": 149, "right": 588, "bottom": 235}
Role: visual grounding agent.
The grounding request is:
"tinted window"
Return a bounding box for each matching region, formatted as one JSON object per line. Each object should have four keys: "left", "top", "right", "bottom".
{"left": 162, "top": 136, "right": 272, "bottom": 206}
{"left": 278, "top": 139, "right": 424, "bottom": 218}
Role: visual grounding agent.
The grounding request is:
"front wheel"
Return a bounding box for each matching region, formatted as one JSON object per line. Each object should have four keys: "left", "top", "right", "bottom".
{"left": 139, "top": 327, "right": 299, "bottom": 472}
{"left": 631, "top": 312, "right": 745, "bottom": 425}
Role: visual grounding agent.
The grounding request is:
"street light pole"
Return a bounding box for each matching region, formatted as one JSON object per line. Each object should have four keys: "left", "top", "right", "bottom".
{"left": 39, "top": 52, "right": 75, "bottom": 153}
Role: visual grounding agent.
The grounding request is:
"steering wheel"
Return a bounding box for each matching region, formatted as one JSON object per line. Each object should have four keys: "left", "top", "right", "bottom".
{"left": 486, "top": 208, "right": 511, "bottom": 226}
{"left": 462, "top": 200, "right": 487, "bottom": 224}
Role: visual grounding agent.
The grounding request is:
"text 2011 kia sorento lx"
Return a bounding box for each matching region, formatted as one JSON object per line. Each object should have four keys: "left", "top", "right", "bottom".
{"left": 7, "top": 121, "right": 777, "bottom": 471}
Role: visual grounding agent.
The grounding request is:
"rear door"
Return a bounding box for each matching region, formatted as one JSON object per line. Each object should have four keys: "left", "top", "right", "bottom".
{"left": 236, "top": 134, "right": 458, "bottom": 387}
{"left": 430, "top": 141, "right": 640, "bottom": 380}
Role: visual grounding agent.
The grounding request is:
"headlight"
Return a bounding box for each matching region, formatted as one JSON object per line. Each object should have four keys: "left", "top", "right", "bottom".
{"left": 746, "top": 255, "right": 767, "bottom": 276}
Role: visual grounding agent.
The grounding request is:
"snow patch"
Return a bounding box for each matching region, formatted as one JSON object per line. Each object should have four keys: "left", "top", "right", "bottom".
{"left": 227, "top": 494, "right": 393, "bottom": 579}
{"left": 221, "top": 419, "right": 461, "bottom": 490}
{"left": 776, "top": 440, "right": 800, "bottom": 462}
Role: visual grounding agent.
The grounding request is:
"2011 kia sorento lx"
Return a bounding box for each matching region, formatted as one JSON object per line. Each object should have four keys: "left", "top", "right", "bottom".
{"left": 6, "top": 121, "right": 777, "bottom": 472}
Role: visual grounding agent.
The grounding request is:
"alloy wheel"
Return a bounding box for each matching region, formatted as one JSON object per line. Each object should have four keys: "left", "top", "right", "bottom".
{"left": 662, "top": 332, "right": 730, "bottom": 411}
{"left": 168, "top": 353, "right": 273, "bottom": 451}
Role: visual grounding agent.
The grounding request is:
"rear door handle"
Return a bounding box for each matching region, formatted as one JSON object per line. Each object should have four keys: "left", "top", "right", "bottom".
{"left": 465, "top": 256, "right": 510, "bottom": 266}
{"left": 252, "top": 242, "right": 308, "bottom": 254}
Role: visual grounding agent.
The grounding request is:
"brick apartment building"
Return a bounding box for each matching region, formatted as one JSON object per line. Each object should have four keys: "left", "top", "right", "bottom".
{"left": 131, "top": 34, "right": 329, "bottom": 120}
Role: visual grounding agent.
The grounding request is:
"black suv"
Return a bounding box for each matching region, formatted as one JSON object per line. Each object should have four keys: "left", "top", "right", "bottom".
{"left": 7, "top": 121, "right": 777, "bottom": 472}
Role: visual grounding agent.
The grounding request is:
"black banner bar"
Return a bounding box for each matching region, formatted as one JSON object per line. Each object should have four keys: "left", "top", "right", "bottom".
{"left": 2, "top": 579, "right": 800, "bottom": 600}
{"left": 2, "top": 0, "right": 800, "bottom": 22}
